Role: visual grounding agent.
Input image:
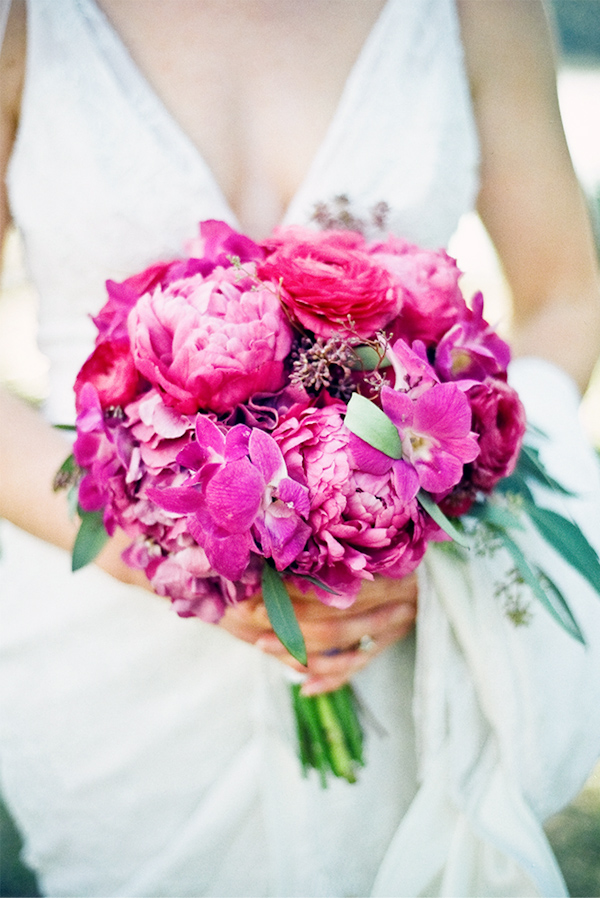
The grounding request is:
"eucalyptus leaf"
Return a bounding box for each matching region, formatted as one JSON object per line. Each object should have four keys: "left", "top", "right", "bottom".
{"left": 294, "top": 574, "right": 341, "bottom": 596}
{"left": 72, "top": 509, "right": 109, "bottom": 572}
{"left": 495, "top": 469, "right": 534, "bottom": 503}
{"left": 344, "top": 393, "right": 402, "bottom": 459}
{"left": 351, "top": 345, "right": 392, "bottom": 371}
{"left": 517, "top": 445, "right": 574, "bottom": 496}
{"left": 261, "top": 564, "right": 307, "bottom": 666}
{"left": 468, "top": 501, "right": 525, "bottom": 532}
{"left": 417, "top": 490, "right": 471, "bottom": 548}
{"left": 497, "top": 529, "right": 586, "bottom": 644}
{"left": 526, "top": 505, "right": 600, "bottom": 597}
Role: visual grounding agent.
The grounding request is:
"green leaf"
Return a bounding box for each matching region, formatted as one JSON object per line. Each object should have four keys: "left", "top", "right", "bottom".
{"left": 526, "top": 505, "right": 600, "bottom": 597}
{"left": 495, "top": 469, "right": 534, "bottom": 503}
{"left": 344, "top": 393, "right": 402, "bottom": 459}
{"left": 468, "top": 500, "right": 525, "bottom": 532}
{"left": 72, "top": 509, "right": 109, "bottom": 571}
{"left": 517, "top": 445, "right": 574, "bottom": 496}
{"left": 54, "top": 452, "right": 77, "bottom": 478}
{"left": 497, "top": 529, "right": 586, "bottom": 644}
{"left": 292, "top": 573, "right": 340, "bottom": 596}
{"left": 53, "top": 423, "right": 77, "bottom": 432}
{"left": 351, "top": 345, "right": 392, "bottom": 370}
{"left": 417, "top": 490, "right": 471, "bottom": 548}
{"left": 261, "top": 564, "right": 307, "bottom": 666}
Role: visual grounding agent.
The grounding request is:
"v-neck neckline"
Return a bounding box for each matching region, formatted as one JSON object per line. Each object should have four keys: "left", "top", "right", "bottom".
{"left": 79, "top": 0, "right": 394, "bottom": 237}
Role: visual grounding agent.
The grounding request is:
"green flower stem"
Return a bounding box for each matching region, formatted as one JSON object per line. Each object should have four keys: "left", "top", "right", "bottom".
{"left": 290, "top": 684, "right": 314, "bottom": 774}
{"left": 292, "top": 684, "right": 329, "bottom": 787}
{"left": 330, "top": 685, "right": 364, "bottom": 765}
{"left": 315, "top": 692, "right": 357, "bottom": 782}
{"left": 290, "top": 683, "right": 364, "bottom": 786}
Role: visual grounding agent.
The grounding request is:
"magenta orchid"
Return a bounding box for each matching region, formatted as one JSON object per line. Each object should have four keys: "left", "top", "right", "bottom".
{"left": 348, "top": 381, "right": 480, "bottom": 501}
{"left": 149, "top": 417, "right": 311, "bottom": 582}
{"left": 435, "top": 291, "right": 511, "bottom": 382}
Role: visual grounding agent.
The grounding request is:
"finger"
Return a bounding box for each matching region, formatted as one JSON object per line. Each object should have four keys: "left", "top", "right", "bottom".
{"left": 255, "top": 599, "right": 416, "bottom": 666}
{"left": 294, "top": 599, "right": 416, "bottom": 655}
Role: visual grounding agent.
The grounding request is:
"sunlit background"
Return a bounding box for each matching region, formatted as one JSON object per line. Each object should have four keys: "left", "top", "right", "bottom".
{"left": 0, "top": 2, "right": 599, "bottom": 896}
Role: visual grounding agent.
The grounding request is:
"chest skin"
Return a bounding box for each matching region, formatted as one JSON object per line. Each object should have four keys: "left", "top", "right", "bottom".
{"left": 96, "top": 0, "right": 387, "bottom": 238}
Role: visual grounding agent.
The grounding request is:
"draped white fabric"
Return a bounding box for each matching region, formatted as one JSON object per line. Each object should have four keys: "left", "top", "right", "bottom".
{"left": 1, "top": 0, "right": 600, "bottom": 895}
{"left": 374, "top": 361, "right": 600, "bottom": 897}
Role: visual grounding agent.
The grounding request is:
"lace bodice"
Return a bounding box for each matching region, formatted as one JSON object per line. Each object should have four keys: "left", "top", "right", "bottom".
{"left": 6, "top": 0, "right": 478, "bottom": 423}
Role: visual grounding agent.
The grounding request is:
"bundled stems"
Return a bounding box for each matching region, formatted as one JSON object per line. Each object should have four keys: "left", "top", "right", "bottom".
{"left": 291, "top": 683, "right": 364, "bottom": 786}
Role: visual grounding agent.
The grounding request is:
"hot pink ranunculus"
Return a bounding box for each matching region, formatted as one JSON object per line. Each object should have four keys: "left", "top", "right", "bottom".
{"left": 468, "top": 378, "right": 527, "bottom": 492}
{"left": 128, "top": 265, "right": 293, "bottom": 415}
{"left": 259, "top": 227, "right": 401, "bottom": 339}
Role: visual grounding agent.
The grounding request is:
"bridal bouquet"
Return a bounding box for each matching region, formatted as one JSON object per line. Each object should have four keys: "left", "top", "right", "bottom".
{"left": 57, "top": 218, "right": 600, "bottom": 784}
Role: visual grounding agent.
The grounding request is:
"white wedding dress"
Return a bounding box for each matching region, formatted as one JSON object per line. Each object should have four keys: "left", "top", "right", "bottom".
{"left": 1, "top": 1, "right": 600, "bottom": 896}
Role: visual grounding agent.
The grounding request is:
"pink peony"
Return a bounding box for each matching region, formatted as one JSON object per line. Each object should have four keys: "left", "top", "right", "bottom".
{"left": 93, "top": 221, "right": 265, "bottom": 346}
{"left": 370, "top": 236, "right": 467, "bottom": 345}
{"left": 94, "top": 262, "right": 177, "bottom": 344}
{"left": 128, "top": 265, "right": 293, "bottom": 415}
{"left": 259, "top": 227, "right": 401, "bottom": 339}
{"left": 273, "top": 401, "right": 440, "bottom": 604}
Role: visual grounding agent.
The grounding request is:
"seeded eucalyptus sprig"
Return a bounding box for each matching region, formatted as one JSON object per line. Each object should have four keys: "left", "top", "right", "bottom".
{"left": 53, "top": 448, "right": 109, "bottom": 572}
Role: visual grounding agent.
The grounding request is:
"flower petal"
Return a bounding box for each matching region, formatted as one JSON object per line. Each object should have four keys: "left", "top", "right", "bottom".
{"left": 205, "top": 458, "right": 264, "bottom": 531}
{"left": 249, "top": 428, "right": 286, "bottom": 485}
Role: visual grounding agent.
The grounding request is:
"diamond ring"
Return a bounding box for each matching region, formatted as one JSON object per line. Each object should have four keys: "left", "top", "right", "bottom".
{"left": 358, "top": 635, "right": 377, "bottom": 653}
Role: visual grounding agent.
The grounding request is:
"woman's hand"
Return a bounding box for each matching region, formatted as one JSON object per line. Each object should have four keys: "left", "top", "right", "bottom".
{"left": 96, "top": 527, "right": 418, "bottom": 695}
{"left": 219, "top": 573, "right": 418, "bottom": 695}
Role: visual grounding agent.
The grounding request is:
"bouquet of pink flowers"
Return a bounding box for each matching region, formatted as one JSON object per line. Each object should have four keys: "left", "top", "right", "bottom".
{"left": 58, "top": 218, "right": 600, "bottom": 784}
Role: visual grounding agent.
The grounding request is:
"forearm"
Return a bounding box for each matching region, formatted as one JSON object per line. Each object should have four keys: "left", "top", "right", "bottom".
{"left": 459, "top": 0, "right": 600, "bottom": 395}
{"left": 509, "top": 281, "right": 600, "bottom": 394}
{"left": 0, "top": 386, "right": 77, "bottom": 549}
{"left": 0, "top": 385, "right": 149, "bottom": 584}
